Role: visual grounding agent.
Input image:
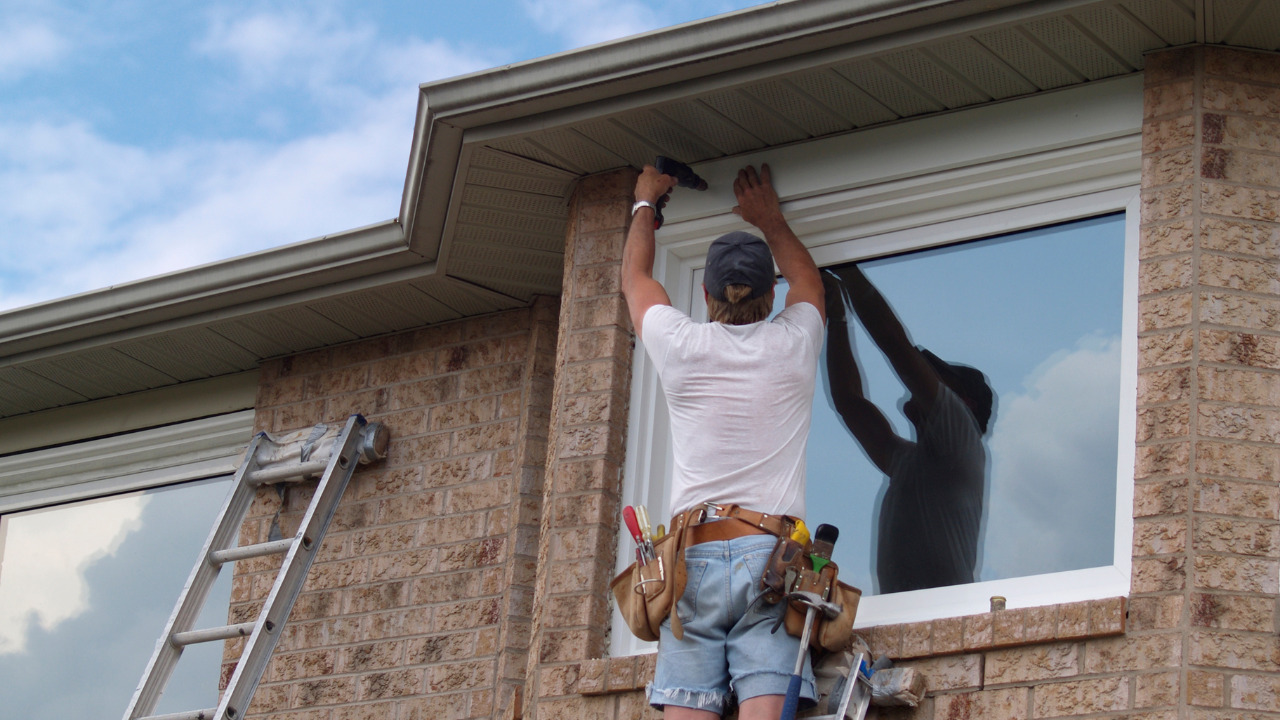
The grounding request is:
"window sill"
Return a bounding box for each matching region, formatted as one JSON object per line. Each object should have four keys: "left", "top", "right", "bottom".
{"left": 578, "top": 597, "right": 1126, "bottom": 696}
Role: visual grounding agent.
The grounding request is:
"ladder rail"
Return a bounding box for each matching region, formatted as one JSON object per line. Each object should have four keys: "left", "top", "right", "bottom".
{"left": 123, "top": 432, "right": 273, "bottom": 720}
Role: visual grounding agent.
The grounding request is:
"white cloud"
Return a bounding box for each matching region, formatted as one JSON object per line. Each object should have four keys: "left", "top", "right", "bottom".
{"left": 0, "top": 494, "right": 148, "bottom": 654}
{"left": 0, "top": 5, "right": 498, "bottom": 312}
{"left": 0, "top": 20, "right": 67, "bottom": 81}
{"left": 980, "top": 335, "right": 1123, "bottom": 580}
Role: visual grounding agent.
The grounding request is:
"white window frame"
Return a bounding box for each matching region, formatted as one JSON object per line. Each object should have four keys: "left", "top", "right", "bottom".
{"left": 0, "top": 410, "right": 255, "bottom": 513}
{"left": 612, "top": 75, "right": 1142, "bottom": 656}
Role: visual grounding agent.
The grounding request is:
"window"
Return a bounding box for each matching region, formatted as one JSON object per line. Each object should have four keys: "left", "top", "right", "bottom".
{"left": 0, "top": 411, "right": 252, "bottom": 717}
{"left": 0, "top": 479, "right": 234, "bottom": 718}
{"left": 612, "top": 76, "right": 1140, "bottom": 655}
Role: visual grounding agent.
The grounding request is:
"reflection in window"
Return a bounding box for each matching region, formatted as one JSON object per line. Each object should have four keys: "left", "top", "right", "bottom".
{"left": 0, "top": 477, "right": 234, "bottom": 718}
{"left": 798, "top": 213, "right": 1125, "bottom": 596}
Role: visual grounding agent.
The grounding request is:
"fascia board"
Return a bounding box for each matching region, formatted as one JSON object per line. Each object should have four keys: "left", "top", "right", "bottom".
{"left": 412, "top": 0, "right": 1098, "bottom": 130}
{"left": 0, "top": 218, "right": 416, "bottom": 359}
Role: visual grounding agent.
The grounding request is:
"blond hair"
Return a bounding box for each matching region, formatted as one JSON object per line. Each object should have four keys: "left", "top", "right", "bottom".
{"left": 707, "top": 284, "right": 773, "bottom": 325}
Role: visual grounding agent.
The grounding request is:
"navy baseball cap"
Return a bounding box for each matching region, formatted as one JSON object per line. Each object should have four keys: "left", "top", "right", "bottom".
{"left": 704, "top": 231, "right": 776, "bottom": 301}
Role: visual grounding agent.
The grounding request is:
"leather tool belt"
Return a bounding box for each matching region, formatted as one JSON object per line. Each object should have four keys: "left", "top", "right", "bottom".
{"left": 611, "top": 502, "right": 803, "bottom": 642}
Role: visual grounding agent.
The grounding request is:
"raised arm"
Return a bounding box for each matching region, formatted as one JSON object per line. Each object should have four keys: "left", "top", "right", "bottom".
{"left": 732, "top": 165, "right": 825, "bottom": 322}
{"left": 621, "top": 166, "right": 679, "bottom": 337}
{"left": 834, "top": 264, "right": 942, "bottom": 410}
{"left": 824, "top": 273, "right": 903, "bottom": 472}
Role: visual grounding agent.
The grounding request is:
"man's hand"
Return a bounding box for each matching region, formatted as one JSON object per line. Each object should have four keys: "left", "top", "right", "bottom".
{"left": 636, "top": 165, "right": 678, "bottom": 205}
{"left": 731, "top": 164, "right": 785, "bottom": 233}
{"left": 729, "top": 163, "right": 824, "bottom": 321}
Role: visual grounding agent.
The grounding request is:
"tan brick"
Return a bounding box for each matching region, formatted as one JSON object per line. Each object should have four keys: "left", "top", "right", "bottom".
{"left": 1203, "top": 76, "right": 1280, "bottom": 117}
{"left": 1140, "top": 367, "right": 1192, "bottom": 405}
{"left": 1201, "top": 253, "right": 1280, "bottom": 295}
{"left": 1193, "top": 554, "right": 1280, "bottom": 593}
{"left": 1140, "top": 292, "right": 1193, "bottom": 332}
{"left": 1141, "top": 220, "right": 1194, "bottom": 259}
{"left": 1135, "top": 670, "right": 1180, "bottom": 708}
{"left": 1189, "top": 629, "right": 1280, "bottom": 671}
{"left": 1133, "top": 516, "right": 1187, "bottom": 556}
{"left": 1221, "top": 115, "right": 1280, "bottom": 154}
{"left": 1031, "top": 675, "right": 1127, "bottom": 717}
{"left": 1205, "top": 333, "right": 1274, "bottom": 379}
{"left": 1198, "top": 404, "right": 1280, "bottom": 443}
{"left": 1132, "top": 556, "right": 1186, "bottom": 592}
{"left": 1190, "top": 593, "right": 1277, "bottom": 632}
{"left": 935, "top": 687, "right": 1029, "bottom": 720}
{"left": 1144, "top": 79, "right": 1195, "bottom": 119}
{"left": 1085, "top": 633, "right": 1180, "bottom": 673}
{"left": 1188, "top": 669, "right": 1226, "bottom": 706}
{"left": 1193, "top": 516, "right": 1279, "bottom": 556}
{"left": 1142, "top": 115, "right": 1196, "bottom": 155}
{"left": 1201, "top": 217, "right": 1280, "bottom": 258}
{"left": 1140, "top": 254, "right": 1194, "bottom": 295}
{"left": 900, "top": 654, "right": 981, "bottom": 693}
{"left": 962, "top": 613, "right": 992, "bottom": 651}
{"left": 1139, "top": 329, "right": 1193, "bottom": 368}
{"left": 1134, "top": 477, "right": 1189, "bottom": 516}
{"left": 1202, "top": 290, "right": 1280, "bottom": 336}
{"left": 986, "top": 644, "right": 1079, "bottom": 685}
{"left": 1201, "top": 182, "right": 1280, "bottom": 223}
{"left": 1125, "top": 594, "right": 1183, "bottom": 632}
{"left": 294, "top": 676, "right": 356, "bottom": 708}
{"left": 1195, "top": 475, "right": 1280, "bottom": 514}
{"left": 1199, "top": 366, "right": 1280, "bottom": 406}
{"left": 931, "top": 616, "right": 964, "bottom": 655}
{"left": 1143, "top": 147, "right": 1195, "bottom": 187}
{"left": 1135, "top": 403, "right": 1190, "bottom": 442}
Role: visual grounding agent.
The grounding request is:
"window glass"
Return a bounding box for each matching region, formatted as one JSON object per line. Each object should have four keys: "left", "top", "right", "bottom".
{"left": 0, "top": 477, "right": 234, "bottom": 718}
{"left": 794, "top": 213, "right": 1126, "bottom": 595}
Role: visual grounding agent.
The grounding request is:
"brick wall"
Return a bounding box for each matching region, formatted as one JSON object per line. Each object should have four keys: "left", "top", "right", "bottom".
{"left": 229, "top": 298, "right": 558, "bottom": 720}
{"left": 1136, "top": 45, "right": 1280, "bottom": 716}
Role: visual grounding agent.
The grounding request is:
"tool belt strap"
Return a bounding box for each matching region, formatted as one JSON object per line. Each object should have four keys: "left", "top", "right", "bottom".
{"left": 688, "top": 517, "right": 769, "bottom": 545}
{"left": 703, "top": 503, "right": 798, "bottom": 540}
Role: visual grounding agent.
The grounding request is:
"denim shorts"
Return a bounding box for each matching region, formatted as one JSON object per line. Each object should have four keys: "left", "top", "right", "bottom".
{"left": 647, "top": 533, "right": 817, "bottom": 713}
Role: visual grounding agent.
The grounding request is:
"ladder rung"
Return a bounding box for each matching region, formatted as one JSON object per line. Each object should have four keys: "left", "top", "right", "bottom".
{"left": 137, "top": 709, "right": 218, "bottom": 720}
{"left": 247, "top": 458, "right": 329, "bottom": 485}
{"left": 209, "top": 539, "right": 294, "bottom": 566}
{"left": 171, "top": 622, "right": 256, "bottom": 647}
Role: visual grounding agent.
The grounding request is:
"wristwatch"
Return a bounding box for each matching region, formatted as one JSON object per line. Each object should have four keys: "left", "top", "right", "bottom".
{"left": 631, "top": 200, "right": 657, "bottom": 216}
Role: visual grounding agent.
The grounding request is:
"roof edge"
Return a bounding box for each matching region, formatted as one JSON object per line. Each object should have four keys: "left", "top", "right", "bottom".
{"left": 0, "top": 218, "right": 415, "bottom": 358}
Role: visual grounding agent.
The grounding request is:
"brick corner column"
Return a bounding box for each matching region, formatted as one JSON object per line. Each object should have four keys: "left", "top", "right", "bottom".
{"left": 525, "top": 167, "right": 640, "bottom": 719}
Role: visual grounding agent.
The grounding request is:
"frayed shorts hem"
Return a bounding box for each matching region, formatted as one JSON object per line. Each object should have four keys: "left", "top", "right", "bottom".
{"left": 646, "top": 683, "right": 728, "bottom": 714}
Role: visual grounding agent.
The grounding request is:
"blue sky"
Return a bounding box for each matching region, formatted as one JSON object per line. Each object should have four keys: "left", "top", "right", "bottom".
{"left": 0, "top": 0, "right": 768, "bottom": 312}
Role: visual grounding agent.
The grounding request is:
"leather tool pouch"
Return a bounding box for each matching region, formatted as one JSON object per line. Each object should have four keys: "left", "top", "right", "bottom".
{"left": 609, "top": 508, "right": 696, "bottom": 641}
{"left": 781, "top": 561, "right": 861, "bottom": 652}
{"left": 763, "top": 534, "right": 862, "bottom": 652}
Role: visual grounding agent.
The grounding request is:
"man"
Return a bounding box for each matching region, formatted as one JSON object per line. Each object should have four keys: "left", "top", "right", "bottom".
{"left": 622, "top": 163, "right": 825, "bottom": 720}
{"left": 823, "top": 265, "right": 994, "bottom": 594}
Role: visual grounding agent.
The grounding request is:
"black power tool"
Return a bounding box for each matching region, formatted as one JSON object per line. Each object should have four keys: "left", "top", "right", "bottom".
{"left": 652, "top": 156, "right": 708, "bottom": 229}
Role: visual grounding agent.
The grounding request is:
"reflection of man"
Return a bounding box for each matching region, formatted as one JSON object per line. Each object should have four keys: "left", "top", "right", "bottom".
{"left": 623, "top": 164, "right": 825, "bottom": 719}
{"left": 824, "top": 264, "right": 993, "bottom": 594}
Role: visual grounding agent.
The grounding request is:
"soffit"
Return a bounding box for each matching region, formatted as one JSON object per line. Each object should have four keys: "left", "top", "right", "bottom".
{"left": 0, "top": 0, "right": 1271, "bottom": 422}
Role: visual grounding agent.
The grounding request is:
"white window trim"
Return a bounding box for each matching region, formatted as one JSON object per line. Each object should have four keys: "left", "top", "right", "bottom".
{"left": 0, "top": 410, "right": 255, "bottom": 513}
{"left": 612, "top": 75, "right": 1141, "bottom": 656}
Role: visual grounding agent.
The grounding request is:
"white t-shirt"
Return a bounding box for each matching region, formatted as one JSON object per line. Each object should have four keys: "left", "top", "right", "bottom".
{"left": 641, "top": 302, "right": 824, "bottom": 518}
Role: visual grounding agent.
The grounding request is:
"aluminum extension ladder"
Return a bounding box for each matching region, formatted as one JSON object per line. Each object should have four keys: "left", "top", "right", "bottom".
{"left": 123, "top": 414, "right": 389, "bottom": 720}
{"left": 807, "top": 651, "right": 875, "bottom": 720}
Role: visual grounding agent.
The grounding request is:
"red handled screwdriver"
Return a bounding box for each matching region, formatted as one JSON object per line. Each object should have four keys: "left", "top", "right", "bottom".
{"left": 623, "top": 506, "right": 647, "bottom": 565}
